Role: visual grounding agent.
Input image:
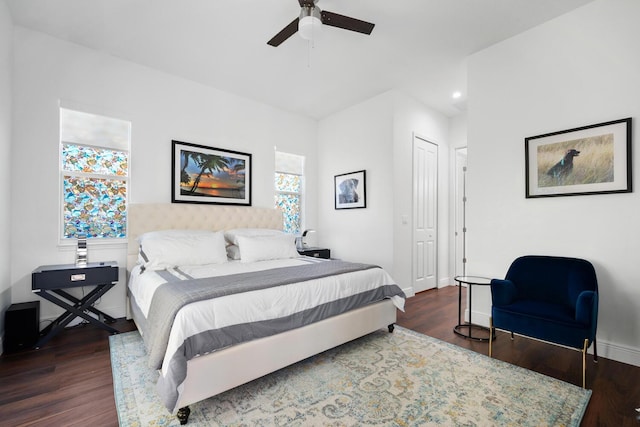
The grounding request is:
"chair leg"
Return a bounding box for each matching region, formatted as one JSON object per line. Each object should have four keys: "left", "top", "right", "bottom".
{"left": 489, "top": 317, "right": 493, "bottom": 357}
{"left": 582, "top": 338, "right": 588, "bottom": 389}
{"left": 510, "top": 331, "right": 514, "bottom": 340}
{"left": 593, "top": 338, "right": 598, "bottom": 363}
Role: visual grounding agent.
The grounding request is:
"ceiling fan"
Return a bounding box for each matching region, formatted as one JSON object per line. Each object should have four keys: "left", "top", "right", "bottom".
{"left": 267, "top": 0, "right": 375, "bottom": 47}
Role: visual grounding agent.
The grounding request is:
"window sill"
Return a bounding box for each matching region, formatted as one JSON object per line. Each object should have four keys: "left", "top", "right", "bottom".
{"left": 57, "top": 238, "right": 127, "bottom": 251}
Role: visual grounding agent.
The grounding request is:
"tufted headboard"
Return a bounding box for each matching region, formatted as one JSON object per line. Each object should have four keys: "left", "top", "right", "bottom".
{"left": 127, "top": 203, "right": 283, "bottom": 272}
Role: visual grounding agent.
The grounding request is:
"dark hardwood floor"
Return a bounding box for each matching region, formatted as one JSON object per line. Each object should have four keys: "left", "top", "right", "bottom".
{"left": 0, "top": 318, "right": 136, "bottom": 426}
{"left": 0, "top": 286, "right": 638, "bottom": 426}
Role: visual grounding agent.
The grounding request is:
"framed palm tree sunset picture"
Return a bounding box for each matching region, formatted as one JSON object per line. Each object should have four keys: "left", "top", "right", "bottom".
{"left": 172, "top": 140, "right": 252, "bottom": 205}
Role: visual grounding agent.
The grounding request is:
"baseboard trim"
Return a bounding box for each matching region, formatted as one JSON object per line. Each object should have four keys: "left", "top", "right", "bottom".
{"left": 402, "top": 286, "right": 416, "bottom": 298}
{"left": 597, "top": 339, "right": 640, "bottom": 367}
{"left": 439, "top": 277, "right": 451, "bottom": 288}
{"left": 471, "top": 309, "right": 640, "bottom": 368}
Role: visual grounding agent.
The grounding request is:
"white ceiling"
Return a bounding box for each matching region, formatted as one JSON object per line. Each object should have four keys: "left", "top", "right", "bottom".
{"left": 6, "top": 0, "right": 594, "bottom": 119}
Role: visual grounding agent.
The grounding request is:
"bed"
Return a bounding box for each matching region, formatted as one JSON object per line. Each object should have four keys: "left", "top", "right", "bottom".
{"left": 126, "top": 203, "right": 405, "bottom": 424}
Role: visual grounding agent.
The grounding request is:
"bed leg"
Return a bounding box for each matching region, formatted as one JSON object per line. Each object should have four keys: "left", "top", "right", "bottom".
{"left": 388, "top": 324, "right": 395, "bottom": 333}
{"left": 177, "top": 406, "right": 191, "bottom": 425}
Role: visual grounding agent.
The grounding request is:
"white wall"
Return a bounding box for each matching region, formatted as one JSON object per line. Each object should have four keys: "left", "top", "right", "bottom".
{"left": 10, "top": 27, "right": 317, "bottom": 323}
{"left": 467, "top": 0, "right": 640, "bottom": 366}
{"left": 317, "top": 92, "right": 394, "bottom": 269}
{"left": 0, "top": 0, "right": 13, "bottom": 348}
{"left": 449, "top": 114, "right": 467, "bottom": 150}
{"left": 317, "top": 90, "right": 450, "bottom": 294}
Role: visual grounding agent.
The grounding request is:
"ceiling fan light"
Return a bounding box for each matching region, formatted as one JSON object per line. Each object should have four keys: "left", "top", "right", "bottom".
{"left": 299, "top": 7, "right": 322, "bottom": 41}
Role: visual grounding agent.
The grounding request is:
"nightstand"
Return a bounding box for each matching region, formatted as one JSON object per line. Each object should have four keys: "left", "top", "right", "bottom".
{"left": 32, "top": 261, "right": 120, "bottom": 348}
{"left": 298, "top": 247, "right": 331, "bottom": 259}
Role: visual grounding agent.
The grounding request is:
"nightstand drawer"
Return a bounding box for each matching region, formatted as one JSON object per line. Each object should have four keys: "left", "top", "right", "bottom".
{"left": 298, "top": 248, "right": 331, "bottom": 259}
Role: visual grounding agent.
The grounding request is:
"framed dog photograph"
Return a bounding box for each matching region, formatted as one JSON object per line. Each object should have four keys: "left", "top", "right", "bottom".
{"left": 172, "top": 140, "right": 251, "bottom": 205}
{"left": 335, "top": 170, "right": 366, "bottom": 209}
{"left": 525, "top": 118, "right": 632, "bottom": 198}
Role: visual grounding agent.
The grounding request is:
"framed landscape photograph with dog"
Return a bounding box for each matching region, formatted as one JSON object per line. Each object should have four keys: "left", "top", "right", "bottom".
{"left": 335, "top": 170, "right": 366, "bottom": 209}
{"left": 172, "top": 140, "right": 252, "bottom": 205}
{"left": 525, "top": 118, "right": 632, "bottom": 198}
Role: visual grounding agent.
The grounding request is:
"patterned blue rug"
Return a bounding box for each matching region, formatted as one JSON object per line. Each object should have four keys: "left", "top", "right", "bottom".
{"left": 110, "top": 326, "right": 590, "bottom": 426}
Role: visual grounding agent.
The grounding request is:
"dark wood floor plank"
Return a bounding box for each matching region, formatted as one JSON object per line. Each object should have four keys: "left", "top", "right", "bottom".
{"left": 1, "top": 288, "right": 639, "bottom": 426}
{"left": 0, "top": 319, "right": 134, "bottom": 426}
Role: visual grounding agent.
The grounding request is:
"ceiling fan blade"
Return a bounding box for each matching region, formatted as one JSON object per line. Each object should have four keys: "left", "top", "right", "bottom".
{"left": 320, "top": 10, "right": 375, "bottom": 35}
{"left": 267, "top": 18, "right": 299, "bottom": 47}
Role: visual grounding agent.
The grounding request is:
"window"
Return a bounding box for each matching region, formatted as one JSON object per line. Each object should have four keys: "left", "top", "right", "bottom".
{"left": 274, "top": 151, "right": 304, "bottom": 234}
{"left": 60, "top": 108, "right": 130, "bottom": 239}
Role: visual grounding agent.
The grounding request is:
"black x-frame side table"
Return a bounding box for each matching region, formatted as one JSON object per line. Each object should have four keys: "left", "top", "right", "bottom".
{"left": 32, "top": 261, "right": 119, "bottom": 348}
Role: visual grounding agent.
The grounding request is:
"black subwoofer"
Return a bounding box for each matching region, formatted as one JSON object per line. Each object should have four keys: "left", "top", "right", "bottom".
{"left": 3, "top": 301, "right": 40, "bottom": 353}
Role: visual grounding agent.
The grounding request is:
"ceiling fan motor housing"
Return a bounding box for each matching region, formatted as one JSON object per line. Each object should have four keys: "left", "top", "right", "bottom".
{"left": 299, "top": 5, "right": 322, "bottom": 40}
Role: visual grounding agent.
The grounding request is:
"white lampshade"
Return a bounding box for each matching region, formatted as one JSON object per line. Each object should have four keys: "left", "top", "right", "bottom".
{"left": 299, "top": 9, "right": 322, "bottom": 41}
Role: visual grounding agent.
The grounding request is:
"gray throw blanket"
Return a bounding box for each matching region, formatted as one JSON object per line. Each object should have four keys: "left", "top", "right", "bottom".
{"left": 144, "top": 260, "right": 383, "bottom": 370}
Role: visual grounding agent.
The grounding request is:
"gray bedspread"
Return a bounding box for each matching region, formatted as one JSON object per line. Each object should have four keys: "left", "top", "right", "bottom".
{"left": 141, "top": 260, "right": 405, "bottom": 413}
{"left": 146, "top": 260, "right": 388, "bottom": 368}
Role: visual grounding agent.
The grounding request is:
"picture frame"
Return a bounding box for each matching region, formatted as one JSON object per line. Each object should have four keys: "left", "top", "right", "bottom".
{"left": 525, "top": 118, "right": 632, "bottom": 198}
{"left": 335, "top": 170, "right": 366, "bottom": 209}
{"left": 171, "top": 140, "right": 251, "bottom": 205}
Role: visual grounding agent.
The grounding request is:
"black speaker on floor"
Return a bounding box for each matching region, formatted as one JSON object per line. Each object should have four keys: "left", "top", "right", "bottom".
{"left": 3, "top": 301, "right": 40, "bottom": 353}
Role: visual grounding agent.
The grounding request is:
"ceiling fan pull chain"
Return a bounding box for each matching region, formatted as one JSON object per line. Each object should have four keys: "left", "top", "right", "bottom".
{"left": 307, "top": 39, "right": 316, "bottom": 68}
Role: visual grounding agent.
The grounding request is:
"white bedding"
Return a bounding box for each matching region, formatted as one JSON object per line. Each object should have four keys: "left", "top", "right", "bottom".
{"left": 128, "top": 257, "right": 405, "bottom": 379}
{"left": 129, "top": 258, "right": 319, "bottom": 317}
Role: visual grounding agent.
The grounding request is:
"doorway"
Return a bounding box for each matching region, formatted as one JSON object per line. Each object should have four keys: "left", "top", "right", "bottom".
{"left": 454, "top": 148, "right": 467, "bottom": 278}
{"left": 412, "top": 135, "right": 438, "bottom": 293}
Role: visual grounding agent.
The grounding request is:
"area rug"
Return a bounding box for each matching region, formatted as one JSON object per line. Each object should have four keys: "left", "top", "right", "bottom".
{"left": 110, "top": 327, "right": 590, "bottom": 426}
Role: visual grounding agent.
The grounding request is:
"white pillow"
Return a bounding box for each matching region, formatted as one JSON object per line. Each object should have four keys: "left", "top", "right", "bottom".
{"left": 224, "top": 228, "right": 284, "bottom": 245}
{"left": 237, "top": 234, "right": 300, "bottom": 263}
{"left": 138, "top": 229, "right": 227, "bottom": 270}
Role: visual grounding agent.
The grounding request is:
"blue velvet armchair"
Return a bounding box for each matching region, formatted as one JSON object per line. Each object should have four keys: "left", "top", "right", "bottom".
{"left": 489, "top": 255, "right": 598, "bottom": 388}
